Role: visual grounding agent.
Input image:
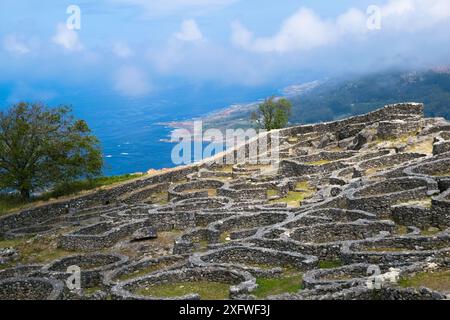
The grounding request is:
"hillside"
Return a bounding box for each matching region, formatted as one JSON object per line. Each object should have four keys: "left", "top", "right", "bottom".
{"left": 289, "top": 70, "right": 450, "bottom": 124}
{"left": 190, "top": 70, "right": 450, "bottom": 131}
{"left": 1, "top": 103, "right": 450, "bottom": 300}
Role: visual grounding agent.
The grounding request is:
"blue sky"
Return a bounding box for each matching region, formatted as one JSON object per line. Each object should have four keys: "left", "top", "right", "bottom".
{"left": 1, "top": 0, "right": 450, "bottom": 104}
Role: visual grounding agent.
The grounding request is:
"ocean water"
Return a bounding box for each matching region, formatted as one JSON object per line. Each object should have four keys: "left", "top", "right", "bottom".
{"left": 0, "top": 83, "right": 278, "bottom": 176}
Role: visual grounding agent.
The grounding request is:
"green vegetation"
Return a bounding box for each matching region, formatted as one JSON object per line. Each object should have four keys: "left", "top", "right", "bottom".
{"left": 399, "top": 270, "right": 450, "bottom": 292}
{"left": 271, "top": 181, "right": 315, "bottom": 207}
{"left": 253, "top": 273, "right": 303, "bottom": 298}
{"left": 219, "top": 232, "right": 231, "bottom": 243}
{"left": 147, "top": 190, "right": 169, "bottom": 205}
{"left": 0, "top": 173, "right": 143, "bottom": 216}
{"left": 288, "top": 71, "right": 450, "bottom": 125}
{"left": 135, "top": 281, "right": 230, "bottom": 300}
{"left": 251, "top": 97, "right": 292, "bottom": 131}
{"left": 197, "top": 240, "right": 209, "bottom": 251}
{"left": 318, "top": 260, "right": 343, "bottom": 269}
{"left": 213, "top": 165, "right": 233, "bottom": 173}
{"left": 396, "top": 198, "right": 432, "bottom": 208}
{"left": 405, "top": 139, "right": 434, "bottom": 155}
{"left": 84, "top": 287, "right": 103, "bottom": 295}
{"left": 240, "top": 263, "right": 278, "bottom": 270}
{"left": 209, "top": 70, "right": 450, "bottom": 131}
{"left": 295, "top": 181, "right": 311, "bottom": 190}
{"left": 267, "top": 189, "right": 279, "bottom": 197}
{"left": 420, "top": 227, "right": 441, "bottom": 236}
{"left": 0, "top": 103, "right": 103, "bottom": 200}
{"left": 431, "top": 170, "right": 450, "bottom": 177}
{"left": 47, "top": 174, "right": 144, "bottom": 198}
{"left": 271, "top": 191, "right": 306, "bottom": 208}
{"left": 0, "top": 194, "right": 29, "bottom": 215}
{"left": 0, "top": 235, "right": 75, "bottom": 268}
{"left": 287, "top": 136, "right": 299, "bottom": 144}
{"left": 395, "top": 225, "right": 409, "bottom": 235}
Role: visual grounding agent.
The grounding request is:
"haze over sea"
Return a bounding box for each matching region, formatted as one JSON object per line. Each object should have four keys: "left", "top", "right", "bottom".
{"left": 0, "top": 82, "right": 282, "bottom": 176}
{"left": 2, "top": 1, "right": 450, "bottom": 175}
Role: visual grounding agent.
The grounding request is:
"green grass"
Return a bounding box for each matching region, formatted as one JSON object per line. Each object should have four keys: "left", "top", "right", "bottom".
{"left": 0, "top": 173, "right": 144, "bottom": 216}
{"left": 287, "top": 137, "right": 299, "bottom": 144}
{"left": 396, "top": 198, "right": 432, "bottom": 209}
{"left": 214, "top": 165, "right": 233, "bottom": 173}
{"left": 219, "top": 232, "right": 231, "bottom": 243}
{"left": 0, "top": 195, "right": 29, "bottom": 215}
{"left": 0, "top": 235, "right": 75, "bottom": 267}
{"left": 147, "top": 191, "right": 169, "bottom": 205}
{"left": 267, "top": 189, "right": 279, "bottom": 197}
{"left": 420, "top": 227, "right": 441, "bottom": 236}
{"left": 295, "top": 181, "right": 311, "bottom": 190}
{"left": 183, "top": 188, "right": 217, "bottom": 197}
{"left": 431, "top": 170, "right": 450, "bottom": 177}
{"left": 318, "top": 260, "right": 343, "bottom": 269}
{"left": 270, "top": 182, "right": 315, "bottom": 208}
{"left": 135, "top": 281, "right": 230, "bottom": 300}
{"left": 399, "top": 270, "right": 450, "bottom": 292}
{"left": 45, "top": 174, "right": 145, "bottom": 199}
{"left": 271, "top": 192, "right": 306, "bottom": 207}
{"left": 197, "top": 240, "right": 209, "bottom": 251}
{"left": 84, "top": 287, "right": 103, "bottom": 295}
{"left": 240, "top": 263, "right": 279, "bottom": 270}
{"left": 396, "top": 225, "right": 409, "bottom": 235}
{"left": 253, "top": 273, "right": 303, "bottom": 298}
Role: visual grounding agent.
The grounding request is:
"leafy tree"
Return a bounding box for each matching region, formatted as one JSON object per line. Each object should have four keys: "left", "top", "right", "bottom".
{"left": 0, "top": 102, "right": 103, "bottom": 199}
{"left": 251, "top": 97, "right": 292, "bottom": 131}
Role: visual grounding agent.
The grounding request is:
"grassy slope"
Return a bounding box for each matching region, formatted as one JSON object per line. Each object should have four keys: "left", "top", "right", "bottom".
{"left": 0, "top": 173, "right": 143, "bottom": 216}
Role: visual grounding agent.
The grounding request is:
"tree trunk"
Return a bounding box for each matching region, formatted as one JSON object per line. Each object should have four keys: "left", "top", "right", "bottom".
{"left": 20, "top": 188, "right": 31, "bottom": 200}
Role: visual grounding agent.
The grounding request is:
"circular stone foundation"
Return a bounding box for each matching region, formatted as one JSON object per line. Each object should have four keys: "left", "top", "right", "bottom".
{"left": 0, "top": 277, "right": 64, "bottom": 300}
{"left": 104, "top": 255, "right": 187, "bottom": 285}
{"left": 195, "top": 246, "right": 317, "bottom": 271}
{"left": 43, "top": 253, "right": 128, "bottom": 288}
{"left": 302, "top": 263, "right": 396, "bottom": 289}
{"left": 111, "top": 267, "right": 255, "bottom": 300}
{"left": 341, "top": 234, "right": 450, "bottom": 265}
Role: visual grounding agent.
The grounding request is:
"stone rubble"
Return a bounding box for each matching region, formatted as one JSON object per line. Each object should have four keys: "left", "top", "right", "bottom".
{"left": 0, "top": 103, "right": 449, "bottom": 300}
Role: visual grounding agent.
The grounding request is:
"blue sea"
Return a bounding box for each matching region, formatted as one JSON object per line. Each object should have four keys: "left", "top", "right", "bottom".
{"left": 0, "top": 82, "right": 281, "bottom": 176}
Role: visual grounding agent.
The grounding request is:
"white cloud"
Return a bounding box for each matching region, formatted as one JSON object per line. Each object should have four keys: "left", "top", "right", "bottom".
{"left": 109, "top": 0, "right": 236, "bottom": 16}
{"left": 231, "top": 8, "right": 339, "bottom": 53}
{"left": 114, "top": 65, "right": 152, "bottom": 97}
{"left": 174, "top": 19, "right": 203, "bottom": 42}
{"left": 231, "top": 0, "right": 450, "bottom": 53}
{"left": 149, "top": 38, "right": 272, "bottom": 86}
{"left": 3, "top": 35, "right": 31, "bottom": 55}
{"left": 336, "top": 8, "right": 367, "bottom": 36}
{"left": 380, "top": 0, "right": 450, "bottom": 31}
{"left": 113, "top": 41, "right": 133, "bottom": 58}
{"left": 230, "top": 21, "right": 253, "bottom": 48}
{"left": 52, "top": 23, "right": 83, "bottom": 51}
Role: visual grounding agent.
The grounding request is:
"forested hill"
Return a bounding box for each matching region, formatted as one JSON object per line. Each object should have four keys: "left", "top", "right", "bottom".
{"left": 288, "top": 70, "right": 450, "bottom": 125}
{"left": 196, "top": 69, "right": 450, "bottom": 130}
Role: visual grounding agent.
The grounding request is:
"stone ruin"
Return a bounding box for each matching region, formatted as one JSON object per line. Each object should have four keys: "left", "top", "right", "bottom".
{"left": 0, "top": 103, "right": 450, "bottom": 300}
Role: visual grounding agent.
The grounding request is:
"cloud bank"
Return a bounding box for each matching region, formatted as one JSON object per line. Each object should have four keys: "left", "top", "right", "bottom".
{"left": 231, "top": 0, "right": 450, "bottom": 53}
